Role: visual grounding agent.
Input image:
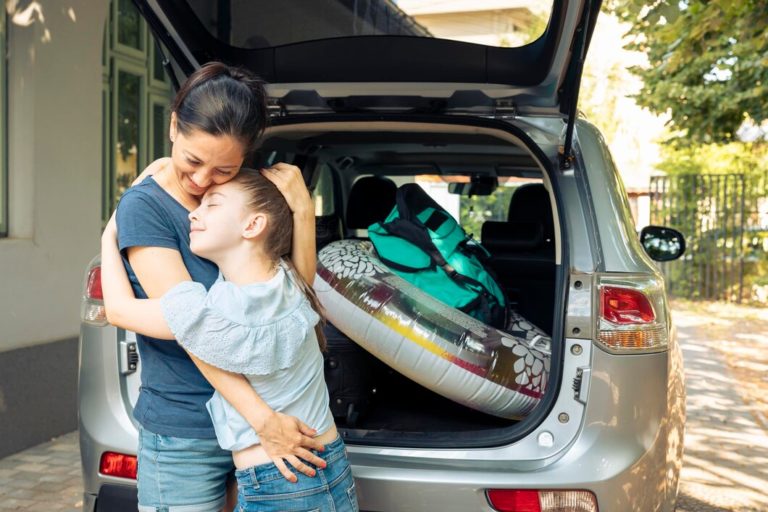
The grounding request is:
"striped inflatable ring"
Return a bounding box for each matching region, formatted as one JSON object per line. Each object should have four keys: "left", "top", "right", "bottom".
{"left": 314, "top": 239, "right": 551, "bottom": 420}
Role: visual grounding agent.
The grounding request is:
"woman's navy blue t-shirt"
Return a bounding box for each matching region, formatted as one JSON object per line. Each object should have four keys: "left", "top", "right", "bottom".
{"left": 116, "top": 177, "right": 219, "bottom": 439}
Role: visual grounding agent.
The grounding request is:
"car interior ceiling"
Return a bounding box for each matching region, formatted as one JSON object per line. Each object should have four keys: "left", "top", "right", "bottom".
{"left": 255, "top": 131, "right": 557, "bottom": 433}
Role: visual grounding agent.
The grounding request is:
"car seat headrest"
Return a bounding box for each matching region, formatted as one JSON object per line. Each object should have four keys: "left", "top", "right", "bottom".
{"left": 346, "top": 176, "right": 398, "bottom": 230}
{"left": 507, "top": 183, "right": 554, "bottom": 239}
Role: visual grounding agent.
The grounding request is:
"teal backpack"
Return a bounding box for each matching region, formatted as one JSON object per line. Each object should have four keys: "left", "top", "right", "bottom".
{"left": 368, "top": 183, "right": 507, "bottom": 328}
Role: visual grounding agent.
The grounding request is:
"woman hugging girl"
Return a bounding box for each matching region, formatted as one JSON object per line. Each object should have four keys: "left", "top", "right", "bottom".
{"left": 101, "top": 61, "right": 358, "bottom": 512}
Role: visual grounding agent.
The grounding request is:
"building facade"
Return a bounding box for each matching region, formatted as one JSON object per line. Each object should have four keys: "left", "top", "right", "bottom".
{"left": 0, "top": 0, "right": 171, "bottom": 458}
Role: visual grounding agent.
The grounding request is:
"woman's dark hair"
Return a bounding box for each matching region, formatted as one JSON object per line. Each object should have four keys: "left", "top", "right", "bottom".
{"left": 232, "top": 169, "right": 327, "bottom": 351}
{"left": 172, "top": 62, "right": 269, "bottom": 156}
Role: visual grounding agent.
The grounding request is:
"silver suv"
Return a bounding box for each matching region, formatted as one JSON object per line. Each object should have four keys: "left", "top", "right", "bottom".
{"left": 79, "top": 1, "right": 686, "bottom": 510}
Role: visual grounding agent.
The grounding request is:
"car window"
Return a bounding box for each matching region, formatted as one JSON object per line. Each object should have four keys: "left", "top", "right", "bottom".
{"left": 184, "top": 0, "right": 554, "bottom": 50}
{"left": 374, "top": 175, "right": 543, "bottom": 238}
{"left": 312, "top": 164, "right": 336, "bottom": 217}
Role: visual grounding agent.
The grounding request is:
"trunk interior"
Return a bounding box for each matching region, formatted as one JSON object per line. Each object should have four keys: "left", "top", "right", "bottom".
{"left": 253, "top": 119, "right": 561, "bottom": 446}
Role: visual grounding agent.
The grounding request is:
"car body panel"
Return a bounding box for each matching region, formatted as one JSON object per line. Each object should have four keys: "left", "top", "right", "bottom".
{"left": 341, "top": 345, "right": 679, "bottom": 511}
{"left": 79, "top": 324, "right": 139, "bottom": 504}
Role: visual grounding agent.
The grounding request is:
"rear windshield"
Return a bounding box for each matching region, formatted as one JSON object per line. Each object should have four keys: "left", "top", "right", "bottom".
{"left": 185, "top": 0, "right": 554, "bottom": 49}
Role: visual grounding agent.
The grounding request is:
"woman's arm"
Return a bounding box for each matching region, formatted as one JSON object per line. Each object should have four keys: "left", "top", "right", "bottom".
{"left": 262, "top": 163, "right": 316, "bottom": 285}
{"left": 100, "top": 215, "right": 175, "bottom": 339}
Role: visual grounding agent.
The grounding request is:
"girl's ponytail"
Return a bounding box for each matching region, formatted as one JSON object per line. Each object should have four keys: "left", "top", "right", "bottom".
{"left": 232, "top": 169, "right": 327, "bottom": 352}
{"left": 283, "top": 258, "right": 328, "bottom": 352}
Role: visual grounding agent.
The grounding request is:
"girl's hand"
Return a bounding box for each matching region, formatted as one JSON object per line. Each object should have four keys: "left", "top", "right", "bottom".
{"left": 102, "top": 210, "right": 118, "bottom": 242}
{"left": 261, "top": 163, "right": 313, "bottom": 217}
{"left": 132, "top": 157, "right": 170, "bottom": 187}
{"left": 257, "top": 411, "right": 327, "bottom": 482}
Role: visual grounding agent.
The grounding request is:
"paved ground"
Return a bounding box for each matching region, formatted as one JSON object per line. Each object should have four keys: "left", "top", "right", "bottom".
{"left": 1, "top": 302, "right": 767, "bottom": 511}
{"left": 673, "top": 301, "right": 768, "bottom": 512}
{"left": 0, "top": 432, "right": 81, "bottom": 511}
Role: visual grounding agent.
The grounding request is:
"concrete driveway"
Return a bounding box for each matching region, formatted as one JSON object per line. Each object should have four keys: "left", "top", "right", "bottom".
{"left": 1, "top": 304, "right": 767, "bottom": 511}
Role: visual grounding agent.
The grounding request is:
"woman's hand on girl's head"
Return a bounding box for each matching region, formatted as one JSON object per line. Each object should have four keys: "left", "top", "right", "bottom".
{"left": 261, "top": 162, "right": 317, "bottom": 285}
{"left": 257, "top": 411, "right": 327, "bottom": 483}
{"left": 260, "top": 163, "right": 313, "bottom": 217}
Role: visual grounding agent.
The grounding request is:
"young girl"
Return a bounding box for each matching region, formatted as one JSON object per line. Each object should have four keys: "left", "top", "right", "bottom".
{"left": 102, "top": 168, "right": 359, "bottom": 511}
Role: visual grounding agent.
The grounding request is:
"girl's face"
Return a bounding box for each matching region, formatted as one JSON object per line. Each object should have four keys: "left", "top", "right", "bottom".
{"left": 169, "top": 112, "right": 246, "bottom": 197}
{"left": 187, "top": 182, "right": 263, "bottom": 261}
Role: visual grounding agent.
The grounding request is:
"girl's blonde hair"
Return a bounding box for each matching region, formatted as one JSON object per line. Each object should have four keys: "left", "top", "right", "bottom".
{"left": 232, "top": 168, "right": 327, "bottom": 351}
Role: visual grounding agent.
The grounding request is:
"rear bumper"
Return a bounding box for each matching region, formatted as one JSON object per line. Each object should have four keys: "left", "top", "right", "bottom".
{"left": 82, "top": 484, "right": 137, "bottom": 512}
{"left": 78, "top": 331, "right": 684, "bottom": 512}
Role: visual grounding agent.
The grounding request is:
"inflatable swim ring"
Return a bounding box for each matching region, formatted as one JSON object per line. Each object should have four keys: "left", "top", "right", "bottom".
{"left": 314, "top": 239, "right": 551, "bottom": 420}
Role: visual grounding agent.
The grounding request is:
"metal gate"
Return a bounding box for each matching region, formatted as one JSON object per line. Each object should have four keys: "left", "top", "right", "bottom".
{"left": 649, "top": 174, "right": 746, "bottom": 302}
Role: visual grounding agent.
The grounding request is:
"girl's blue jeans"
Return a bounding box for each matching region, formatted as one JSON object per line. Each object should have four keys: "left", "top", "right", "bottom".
{"left": 235, "top": 436, "right": 359, "bottom": 512}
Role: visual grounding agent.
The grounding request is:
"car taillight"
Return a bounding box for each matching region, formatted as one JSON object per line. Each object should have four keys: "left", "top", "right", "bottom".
{"left": 99, "top": 451, "right": 137, "bottom": 479}
{"left": 601, "top": 287, "right": 654, "bottom": 324}
{"left": 596, "top": 274, "right": 668, "bottom": 353}
{"left": 86, "top": 266, "right": 103, "bottom": 300}
{"left": 486, "top": 489, "right": 598, "bottom": 512}
{"left": 81, "top": 256, "right": 107, "bottom": 326}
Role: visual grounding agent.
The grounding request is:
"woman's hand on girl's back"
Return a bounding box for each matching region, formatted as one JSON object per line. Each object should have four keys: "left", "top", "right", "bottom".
{"left": 258, "top": 411, "right": 327, "bottom": 482}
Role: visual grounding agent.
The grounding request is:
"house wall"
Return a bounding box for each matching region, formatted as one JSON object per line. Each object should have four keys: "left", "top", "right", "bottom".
{"left": 0, "top": 0, "right": 108, "bottom": 457}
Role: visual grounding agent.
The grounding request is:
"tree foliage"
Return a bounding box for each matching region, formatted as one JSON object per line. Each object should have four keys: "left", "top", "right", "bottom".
{"left": 606, "top": 0, "right": 768, "bottom": 145}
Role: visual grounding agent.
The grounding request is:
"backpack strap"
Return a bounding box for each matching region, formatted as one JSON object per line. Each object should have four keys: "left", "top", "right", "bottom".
{"left": 380, "top": 184, "right": 452, "bottom": 268}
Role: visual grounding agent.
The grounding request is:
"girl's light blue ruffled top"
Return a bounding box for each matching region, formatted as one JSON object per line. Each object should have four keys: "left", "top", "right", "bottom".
{"left": 159, "top": 262, "right": 334, "bottom": 451}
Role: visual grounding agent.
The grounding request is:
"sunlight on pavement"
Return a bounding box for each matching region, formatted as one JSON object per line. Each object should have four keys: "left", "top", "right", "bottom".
{"left": 674, "top": 305, "right": 768, "bottom": 512}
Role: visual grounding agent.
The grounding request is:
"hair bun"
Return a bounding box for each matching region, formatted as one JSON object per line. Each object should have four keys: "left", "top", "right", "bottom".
{"left": 171, "top": 62, "right": 269, "bottom": 154}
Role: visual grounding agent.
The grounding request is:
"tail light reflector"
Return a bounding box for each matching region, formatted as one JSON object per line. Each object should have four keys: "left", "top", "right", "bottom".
{"left": 99, "top": 451, "right": 137, "bottom": 479}
{"left": 487, "top": 489, "right": 598, "bottom": 512}
{"left": 596, "top": 275, "right": 668, "bottom": 353}
{"left": 81, "top": 257, "right": 107, "bottom": 326}
{"left": 86, "top": 265, "right": 103, "bottom": 300}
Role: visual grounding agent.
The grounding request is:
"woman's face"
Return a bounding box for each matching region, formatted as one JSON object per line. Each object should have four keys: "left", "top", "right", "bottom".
{"left": 187, "top": 181, "right": 259, "bottom": 261}
{"left": 169, "top": 113, "right": 246, "bottom": 197}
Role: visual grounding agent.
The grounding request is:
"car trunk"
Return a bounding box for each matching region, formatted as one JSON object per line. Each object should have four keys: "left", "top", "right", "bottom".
{"left": 112, "top": 115, "right": 566, "bottom": 448}
{"left": 247, "top": 116, "right": 566, "bottom": 447}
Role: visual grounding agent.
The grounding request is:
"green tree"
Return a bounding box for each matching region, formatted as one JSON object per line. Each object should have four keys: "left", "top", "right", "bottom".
{"left": 606, "top": 0, "right": 768, "bottom": 145}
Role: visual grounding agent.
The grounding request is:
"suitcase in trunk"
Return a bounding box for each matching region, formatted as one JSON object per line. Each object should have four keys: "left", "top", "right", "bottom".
{"left": 323, "top": 322, "right": 381, "bottom": 427}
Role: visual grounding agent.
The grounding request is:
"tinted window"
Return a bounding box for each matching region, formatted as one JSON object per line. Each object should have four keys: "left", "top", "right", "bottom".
{"left": 185, "top": 0, "right": 552, "bottom": 49}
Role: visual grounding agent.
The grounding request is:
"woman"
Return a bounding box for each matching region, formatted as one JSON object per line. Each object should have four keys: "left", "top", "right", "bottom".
{"left": 111, "top": 62, "right": 323, "bottom": 512}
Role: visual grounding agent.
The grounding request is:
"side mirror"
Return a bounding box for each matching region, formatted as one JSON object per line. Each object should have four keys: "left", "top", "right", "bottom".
{"left": 640, "top": 225, "right": 686, "bottom": 262}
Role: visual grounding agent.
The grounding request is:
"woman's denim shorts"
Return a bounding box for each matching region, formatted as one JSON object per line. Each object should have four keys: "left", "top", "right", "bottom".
{"left": 235, "top": 436, "right": 359, "bottom": 512}
{"left": 137, "top": 427, "right": 234, "bottom": 512}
